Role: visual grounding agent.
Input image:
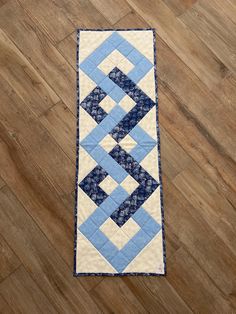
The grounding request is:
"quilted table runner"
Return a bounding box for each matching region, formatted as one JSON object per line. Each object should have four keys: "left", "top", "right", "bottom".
{"left": 74, "top": 29, "right": 165, "bottom": 276}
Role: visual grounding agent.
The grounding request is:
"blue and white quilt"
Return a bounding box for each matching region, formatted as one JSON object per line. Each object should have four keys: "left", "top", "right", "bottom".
{"left": 74, "top": 29, "right": 165, "bottom": 276}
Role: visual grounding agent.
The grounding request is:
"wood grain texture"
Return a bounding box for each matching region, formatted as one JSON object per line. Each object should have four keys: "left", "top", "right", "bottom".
{"left": 0, "top": 28, "right": 59, "bottom": 117}
{"left": 0, "top": 0, "right": 235, "bottom": 312}
{"left": 0, "top": 235, "right": 21, "bottom": 282}
{"left": 0, "top": 177, "right": 5, "bottom": 190}
{"left": 89, "top": 0, "right": 131, "bottom": 24}
{"left": 162, "top": 0, "right": 197, "bottom": 16}
{"left": 0, "top": 295, "right": 14, "bottom": 314}
{"left": 0, "top": 266, "right": 57, "bottom": 314}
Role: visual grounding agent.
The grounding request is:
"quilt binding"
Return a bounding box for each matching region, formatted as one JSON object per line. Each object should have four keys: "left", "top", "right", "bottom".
{"left": 73, "top": 28, "right": 166, "bottom": 277}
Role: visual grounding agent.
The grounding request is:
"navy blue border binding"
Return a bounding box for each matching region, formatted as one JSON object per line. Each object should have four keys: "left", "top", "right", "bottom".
{"left": 73, "top": 28, "right": 166, "bottom": 277}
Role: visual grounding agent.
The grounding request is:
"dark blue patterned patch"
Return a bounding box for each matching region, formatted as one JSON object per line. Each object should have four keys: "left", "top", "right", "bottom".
{"left": 108, "top": 68, "right": 155, "bottom": 142}
{"left": 109, "top": 145, "right": 159, "bottom": 226}
{"left": 80, "top": 87, "right": 107, "bottom": 124}
{"left": 79, "top": 165, "right": 108, "bottom": 206}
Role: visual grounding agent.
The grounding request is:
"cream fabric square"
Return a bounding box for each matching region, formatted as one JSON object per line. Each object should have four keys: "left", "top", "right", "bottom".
{"left": 140, "top": 147, "right": 159, "bottom": 182}
{"left": 120, "top": 174, "right": 139, "bottom": 194}
{"left": 98, "top": 58, "right": 115, "bottom": 75}
{"left": 78, "top": 147, "right": 97, "bottom": 183}
{"left": 117, "top": 58, "right": 134, "bottom": 74}
{"left": 99, "top": 175, "right": 118, "bottom": 194}
{"left": 100, "top": 217, "right": 120, "bottom": 239}
{"left": 108, "top": 50, "right": 125, "bottom": 64}
{"left": 142, "top": 186, "right": 161, "bottom": 224}
{"left": 98, "top": 50, "right": 134, "bottom": 75}
{"left": 98, "top": 50, "right": 123, "bottom": 75}
{"left": 79, "top": 31, "right": 112, "bottom": 64}
{"left": 119, "top": 134, "right": 137, "bottom": 153}
{"left": 79, "top": 70, "right": 96, "bottom": 102}
{"left": 79, "top": 107, "right": 97, "bottom": 141}
{"left": 110, "top": 229, "right": 130, "bottom": 250}
{"left": 138, "top": 107, "right": 157, "bottom": 140}
{"left": 99, "top": 95, "right": 116, "bottom": 113}
{"left": 119, "top": 95, "right": 136, "bottom": 113}
{"left": 77, "top": 188, "right": 97, "bottom": 226}
{"left": 137, "top": 69, "right": 155, "bottom": 101}
{"left": 100, "top": 134, "right": 117, "bottom": 152}
{"left": 121, "top": 218, "right": 140, "bottom": 239}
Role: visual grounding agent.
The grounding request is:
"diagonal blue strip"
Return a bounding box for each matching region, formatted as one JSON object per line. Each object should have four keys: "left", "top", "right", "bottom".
{"left": 129, "top": 125, "right": 156, "bottom": 162}
{"left": 129, "top": 125, "right": 156, "bottom": 147}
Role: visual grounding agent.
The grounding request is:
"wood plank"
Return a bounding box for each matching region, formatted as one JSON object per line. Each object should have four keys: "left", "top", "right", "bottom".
{"left": 173, "top": 163, "right": 236, "bottom": 256}
{"left": 164, "top": 175, "right": 236, "bottom": 303}
{"left": 156, "top": 38, "right": 236, "bottom": 161}
{"left": 167, "top": 248, "right": 234, "bottom": 313}
{"left": 57, "top": 32, "right": 76, "bottom": 69}
{"left": 0, "top": 295, "right": 13, "bottom": 314}
{"left": 0, "top": 1, "right": 76, "bottom": 114}
{"left": 123, "top": 276, "right": 192, "bottom": 313}
{"left": 213, "top": 0, "right": 236, "bottom": 24}
{"left": 60, "top": 191, "right": 75, "bottom": 213}
{"left": 0, "top": 266, "right": 56, "bottom": 313}
{"left": 62, "top": 0, "right": 111, "bottom": 29}
{"left": 127, "top": 0, "right": 228, "bottom": 90}
{"left": 0, "top": 28, "right": 59, "bottom": 117}
{"left": 0, "top": 177, "right": 5, "bottom": 190}
{"left": 0, "top": 77, "right": 74, "bottom": 196}
{"left": 19, "top": 0, "right": 110, "bottom": 44}
{"left": 0, "top": 0, "right": 7, "bottom": 7}
{"left": 39, "top": 101, "right": 76, "bottom": 163}
{"left": 0, "top": 186, "right": 101, "bottom": 313}
{"left": 161, "top": 128, "right": 193, "bottom": 180}
{"left": 155, "top": 36, "right": 236, "bottom": 203}
{"left": 212, "top": 73, "right": 236, "bottom": 110}
{"left": 89, "top": 0, "right": 131, "bottom": 25}
{"left": 162, "top": 0, "right": 197, "bottom": 16}
{"left": 164, "top": 227, "right": 181, "bottom": 259}
{"left": 0, "top": 234, "right": 21, "bottom": 282}
{"left": 18, "top": 0, "right": 75, "bottom": 45}
{"left": 159, "top": 86, "right": 236, "bottom": 208}
{"left": 91, "top": 277, "right": 148, "bottom": 313}
{"left": 180, "top": 0, "right": 236, "bottom": 75}
{"left": 114, "top": 11, "right": 149, "bottom": 28}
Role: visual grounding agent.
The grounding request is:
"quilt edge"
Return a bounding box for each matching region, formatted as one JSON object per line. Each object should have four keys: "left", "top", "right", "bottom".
{"left": 73, "top": 28, "right": 166, "bottom": 277}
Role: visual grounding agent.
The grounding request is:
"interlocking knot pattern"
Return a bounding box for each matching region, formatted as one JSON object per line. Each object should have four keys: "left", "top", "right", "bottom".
{"left": 74, "top": 29, "right": 165, "bottom": 275}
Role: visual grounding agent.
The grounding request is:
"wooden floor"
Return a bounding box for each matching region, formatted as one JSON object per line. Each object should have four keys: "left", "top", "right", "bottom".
{"left": 0, "top": 0, "right": 236, "bottom": 313}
